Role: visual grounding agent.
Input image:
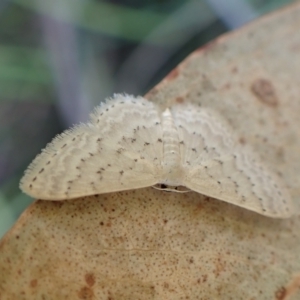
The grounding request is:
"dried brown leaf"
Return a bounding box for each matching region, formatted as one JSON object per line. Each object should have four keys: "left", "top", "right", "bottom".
{"left": 1, "top": 2, "right": 300, "bottom": 299}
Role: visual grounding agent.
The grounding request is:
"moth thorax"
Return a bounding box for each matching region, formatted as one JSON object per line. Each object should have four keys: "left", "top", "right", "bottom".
{"left": 161, "top": 108, "right": 182, "bottom": 186}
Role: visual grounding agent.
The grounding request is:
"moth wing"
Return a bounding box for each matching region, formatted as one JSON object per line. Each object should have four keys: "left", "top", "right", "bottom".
{"left": 171, "top": 104, "right": 293, "bottom": 218}
{"left": 20, "top": 95, "right": 164, "bottom": 200}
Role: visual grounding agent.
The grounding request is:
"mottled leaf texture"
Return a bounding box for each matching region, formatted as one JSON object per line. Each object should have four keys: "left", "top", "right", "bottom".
{"left": 1, "top": 191, "right": 300, "bottom": 300}
{"left": 20, "top": 94, "right": 292, "bottom": 218}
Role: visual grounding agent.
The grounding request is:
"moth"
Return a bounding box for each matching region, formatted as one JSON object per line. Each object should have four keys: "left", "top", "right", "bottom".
{"left": 20, "top": 94, "right": 293, "bottom": 218}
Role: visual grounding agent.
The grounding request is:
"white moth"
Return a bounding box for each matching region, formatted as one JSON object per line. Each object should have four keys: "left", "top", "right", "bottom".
{"left": 20, "top": 94, "right": 293, "bottom": 218}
